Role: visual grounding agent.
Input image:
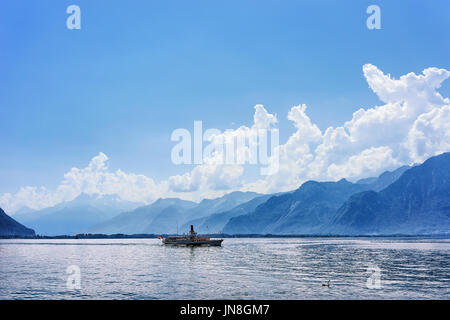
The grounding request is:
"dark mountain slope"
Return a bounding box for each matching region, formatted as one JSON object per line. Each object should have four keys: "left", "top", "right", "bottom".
{"left": 0, "top": 208, "right": 35, "bottom": 236}
{"left": 223, "top": 179, "right": 370, "bottom": 234}
{"left": 328, "top": 152, "right": 450, "bottom": 235}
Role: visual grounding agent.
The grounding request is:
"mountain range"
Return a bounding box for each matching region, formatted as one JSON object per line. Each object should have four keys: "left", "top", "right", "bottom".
{"left": 327, "top": 153, "right": 450, "bottom": 235}
{"left": 180, "top": 193, "right": 275, "bottom": 234}
{"left": 13, "top": 193, "right": 143, "bottom": 236}
{"left": 222, "top": 165, "right": 412, "bottom": 234}
{"left": 6, "top": 152, "right": 450, "bottom": 236}
{"left": 87, "top": 191, "right": 261, "bottom": 234}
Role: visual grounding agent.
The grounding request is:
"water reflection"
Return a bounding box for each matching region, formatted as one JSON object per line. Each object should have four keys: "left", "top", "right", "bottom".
{"left": 0, "top": 237, "right": 448, "bottom": 299}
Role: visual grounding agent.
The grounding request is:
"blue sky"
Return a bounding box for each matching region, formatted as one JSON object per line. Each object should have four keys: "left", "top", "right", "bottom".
{"left": 1, "top": 0, "right": 450, "bottom": 199}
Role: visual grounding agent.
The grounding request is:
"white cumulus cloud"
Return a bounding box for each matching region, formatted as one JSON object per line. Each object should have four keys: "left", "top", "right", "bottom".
{"left": 0, "top": 153, "right": 164, "bottom": 213}
{"left": 1, "top": 64, "right": 449, "bottom": 213}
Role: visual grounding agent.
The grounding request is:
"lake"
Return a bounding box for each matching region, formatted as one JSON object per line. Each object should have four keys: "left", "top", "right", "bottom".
{"left": 0, "top": 237, "right": 449, "bottom": 299}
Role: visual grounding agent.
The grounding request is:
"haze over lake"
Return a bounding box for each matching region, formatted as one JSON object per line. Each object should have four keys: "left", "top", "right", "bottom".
{"left": 0, "top": 237, "right": 448, "bottom": 299}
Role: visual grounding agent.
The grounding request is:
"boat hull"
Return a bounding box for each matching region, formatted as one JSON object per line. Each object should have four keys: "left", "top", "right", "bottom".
{"left": 162, "top": 239, "right": 223, "bottom": 246}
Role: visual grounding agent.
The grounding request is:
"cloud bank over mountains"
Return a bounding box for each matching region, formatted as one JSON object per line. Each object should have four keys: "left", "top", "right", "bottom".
{"left": 1, "top": 64, "right": 450, "bottom": 213}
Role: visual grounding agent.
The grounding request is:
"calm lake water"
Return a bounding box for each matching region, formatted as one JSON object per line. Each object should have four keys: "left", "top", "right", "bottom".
{"left": 0, "top": 237, "right": 449, "bottom": 299}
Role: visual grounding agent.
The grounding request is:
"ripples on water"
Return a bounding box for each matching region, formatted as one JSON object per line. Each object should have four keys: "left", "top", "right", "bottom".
{"left": 0, "top": 238, "right": 449, "bottom": 299}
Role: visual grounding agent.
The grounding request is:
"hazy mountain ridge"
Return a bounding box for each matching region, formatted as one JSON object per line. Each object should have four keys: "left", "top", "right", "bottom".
{"left": 88, "top": 191, "right": 261, "bottom": 235}
{"left": 356, "top": 165, "right": 411, "bottom": 191}
{"left": 181, "top": 194, "right": 275, "bottom": 234}
{"left": 86, "top": 198, "right": 197, "bottom": 234}
{"left": 14, "top": 193, "right": 143, "bottom": 236}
